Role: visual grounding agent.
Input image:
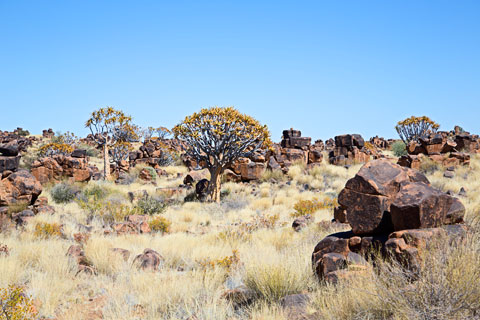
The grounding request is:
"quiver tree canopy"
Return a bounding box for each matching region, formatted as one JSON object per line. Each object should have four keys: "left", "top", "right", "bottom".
{"left": 395, "top": 116, "right": 440, "bottom": 144}
{"left": 173, "top": 106, "right": 271, "bottom": 201}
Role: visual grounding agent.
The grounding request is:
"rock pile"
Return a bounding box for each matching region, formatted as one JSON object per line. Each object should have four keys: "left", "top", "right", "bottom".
{"left": 313, "top": 159, "right": 467, "bottom": 283}
{"left": 42, "top": 128, "right": 55, "bottom": 138}
{"left": 369, "top": 136, "right": 394, "bottom": 150}
{"left": 328, "top": 134, "right": 371, "bottom": 166}
{"left": 398, "top": 129, "right": 480, "bottom": 170}
{"left": 129, "top": 138, "right": 187, "bottom": 170}
{"left": 31, "top": 151, "right": 96, "bottom": 184}
{"left": 265, "top": 129, "right": 324, "bottom": 173}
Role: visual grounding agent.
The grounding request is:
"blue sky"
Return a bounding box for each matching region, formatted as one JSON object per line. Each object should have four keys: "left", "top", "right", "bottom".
{"left": 1, "top": 1, "right": 479, "bottom": 142}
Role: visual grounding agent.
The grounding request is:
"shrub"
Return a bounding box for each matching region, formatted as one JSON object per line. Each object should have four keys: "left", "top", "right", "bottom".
{"left": 0, "top": 285, "right": 37, "bottom": 320}
{"left": 135, "top": 195, "right": 166, "bottom": 215}
{"left": 16, "top": 128, "right": 30, "bottom": 136}
{"left": 50, "top": 182, "right": 77, "bottom": 204}
{"left": 38, "top": 142, "right": 74, "bottom": 157}
{"left": 148, "top": 216, "right": 171, "bottom": 234}
{"left": 197, "top": 250, "right": 240, "bottom": 271}
{"left": 395, "top": 115, "right": 440, "bottom": 144}
{"left": 34, "top": 222, "right": 62, "bottom": 238}
{"left": 291, "top": 197, "right": 337, "bottom": 218}
{"left": 391, "top": 140, "right": 407, "bottom": 157}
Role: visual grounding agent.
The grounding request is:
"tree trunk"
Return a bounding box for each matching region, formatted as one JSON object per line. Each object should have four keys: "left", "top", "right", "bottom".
{"left": 103, "top": 144, "right": 110, "bottom": 180}
{"left": 209, "top": 167, "right": 223, "bottom": 203}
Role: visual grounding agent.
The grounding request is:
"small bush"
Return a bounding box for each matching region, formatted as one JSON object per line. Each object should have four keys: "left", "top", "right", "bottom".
{"left": 391, "top": 140, "right": 407, "bottom": 157}
{"left": 148, "top": 216, "right": 171, "bottom": 234}
{"left": 34, "top": 222, "right": 62, "bottom": 238}
{"left": 197, "top": 250, "right": 240, "bottom": 271}
{"left": 136, "top": 195, "right": 166, "bottom": 215}
{"left": 291, "top": 197, "right": 337, "bottom": 218}
{"left": 50, "top": 183, "right": 77, "bottom": 204}
{"left": 0, "top": 285, "right": 38, "bottom": 320}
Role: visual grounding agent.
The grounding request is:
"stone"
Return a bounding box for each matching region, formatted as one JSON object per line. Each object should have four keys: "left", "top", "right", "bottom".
{"left": 237, "top": 162, "right": 265, "bottom": 181}
{"left": 132, "top": 248, "right": 163, "bottom": 271}
{"left": 443, "top": 171, "right": 454, "bottom": 179}
{"left": 333, "top": 206, "right": 347, "bottom": 223}
{"left": 445, "top": 197, "right": 465, "bottom": 225}
{"left": 195, "top": 178, "right": 209, "bottom": 202}
{"left": 183, "top": 169, "right": 209, "bottom": 185}
{"left": 71, "top": 149, "right": 87, "bottom": 158}
{"left": 221, "top": 285, "right": 256, "bottom": 308}
{"left": 292, "top": 214, "right": 312, "bottom": 232}
{"left": 0, "top": 141, "right": 19, "bottom": 156}
{"left": 390, "top": 182, "right": 454, "bottom": 231}
{"left": 0, "top": 170, "right": 42, "bottom": 206}
{"left": 0, "top": 156, "right": 20, "bottom": 173}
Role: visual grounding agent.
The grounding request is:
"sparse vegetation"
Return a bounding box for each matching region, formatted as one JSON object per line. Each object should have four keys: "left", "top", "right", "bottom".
{"left": 391, "top": 140, "right": 408, "bottom": 157}
{"left": 50, "top": 182, "right": 77, "bottom": 204}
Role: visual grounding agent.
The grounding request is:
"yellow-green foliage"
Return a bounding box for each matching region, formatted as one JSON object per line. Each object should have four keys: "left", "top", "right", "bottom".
{"left": 34, "top": 222, "right": 62, "bottom": 239}
{"left": 197, "top": 250, "right": 239, "bottom": 271}
{"left": 0, "top": 285, "right": 37, "bottom": 320}
{"left": 291, "top": 197, "right": 338, "bottom": 217}
{"left": 395, "top": 115, "right": 440, "bottom": 144}
{"left": 148, "top": 216, "right": 171, "bottom": 234}
{"left": 38, "top": 142, "right": 74, "bottom": 157}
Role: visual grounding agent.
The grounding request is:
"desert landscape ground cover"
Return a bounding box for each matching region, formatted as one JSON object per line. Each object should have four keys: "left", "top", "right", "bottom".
{"left": 0, "top": 111, "right": 479, "bottom": 320}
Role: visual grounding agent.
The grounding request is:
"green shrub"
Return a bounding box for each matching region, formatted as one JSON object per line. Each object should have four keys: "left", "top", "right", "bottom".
{"left": 391, "top": 141, "right": 407, "bottom": 157}
{"left": 50, "top": 183, "right": 77, "bottom": 204}
{"left": 148, "top": 216, "right": 171, "bottom": 234}
{"left": 6, "top": 202, "right": 29, "bottom": 215}
{"left": 135, "top": 195, "right": 166, "bottom": 215}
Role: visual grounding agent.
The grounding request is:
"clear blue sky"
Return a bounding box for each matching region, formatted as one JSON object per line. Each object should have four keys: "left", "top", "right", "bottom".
{"left": 1, "top": 1, "right": 479, "bottom": 142}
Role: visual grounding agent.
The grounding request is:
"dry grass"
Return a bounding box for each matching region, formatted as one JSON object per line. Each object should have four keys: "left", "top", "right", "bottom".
{"left": 1, "top": 155, "right": 479, "bottom": 319}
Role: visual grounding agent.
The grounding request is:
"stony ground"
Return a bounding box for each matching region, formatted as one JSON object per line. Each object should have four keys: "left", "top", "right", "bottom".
{"left": 1, "top": 153, "right": 480, "bottom": 320}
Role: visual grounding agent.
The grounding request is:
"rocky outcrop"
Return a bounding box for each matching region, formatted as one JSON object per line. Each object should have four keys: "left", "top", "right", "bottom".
{"left": 132, "top": 248, "right": 163, "bottom": 271}
{"left": 329, "top": 134, "right": 371, "bottom": 166}
{"left": 0, "top": 170, "right": 42, "bottom": 206}
{"left": 315, "top": 159, "right": 467, "bottom": 282}
{"left": 31, "top": 154, "right": 94, "bottom": 184}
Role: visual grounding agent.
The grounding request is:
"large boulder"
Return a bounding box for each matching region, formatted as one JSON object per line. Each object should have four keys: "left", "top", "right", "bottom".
{"left": 0, "top": 170, "right": 42, "bottom": 206}
{"left": 390, "top": 182, "right": 454, "bottom": 230}
{"left": 31, "top": 155, "right": 92, "bottom": 184}
{"left": 338, "top": 159, "right": 428, "bottom": 235}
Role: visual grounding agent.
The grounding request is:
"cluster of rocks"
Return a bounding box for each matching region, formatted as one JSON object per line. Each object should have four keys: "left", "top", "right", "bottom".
{"left": 42, "top": 128, "right": 55, "bottom": 138}
{"left": 313, "top": 159, "right": 467, "bottom": 283}
{"left": 328, "top": 134, "right": 372, "bottom": 166}
{"left": 31, "top": 151, "right": 98, "bottom": 184}
{"left": 369, "top": 136, "right": 395, "bottom": 150}
{"left": 129, "top": 138, "right": 187, "bottom": 169}
{"left": 266, "top": 129, "right": 324, "bottom": 173}
{"left": 398, "top": 129, "right": 480, "bottom": 170}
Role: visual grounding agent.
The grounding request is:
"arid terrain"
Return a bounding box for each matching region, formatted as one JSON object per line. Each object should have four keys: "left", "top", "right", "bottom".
{"left": 1, "top": 118, "right": 479, "bottom": 320}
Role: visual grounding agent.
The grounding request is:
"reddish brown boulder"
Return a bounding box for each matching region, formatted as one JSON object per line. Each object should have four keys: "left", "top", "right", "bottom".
{"left": 390, "top": 182, "right": 454, "bottom": 231}
{"left": 0, "top": 169, "right": 42, "bottom": 206}
{"left": 133, "top": 248, "right": 163, "bottom": 271}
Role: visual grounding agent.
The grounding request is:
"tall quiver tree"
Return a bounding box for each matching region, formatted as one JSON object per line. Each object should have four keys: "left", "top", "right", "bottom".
{"left": 85, "top": 107, "right": 135, "bottom": 179}
{"left": 173, "top": 107, "right": 271, "bottom": 202}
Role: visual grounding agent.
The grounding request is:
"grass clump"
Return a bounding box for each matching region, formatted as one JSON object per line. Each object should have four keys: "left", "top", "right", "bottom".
{"left": 6, "top": 202, "right": 29, "bottom": 215}
{"left": 50, "top": 182, "right": 78, "bottom": 204}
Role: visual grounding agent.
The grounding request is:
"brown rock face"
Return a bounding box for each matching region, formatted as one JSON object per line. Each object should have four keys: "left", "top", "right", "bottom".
{"left": 338, "top": 159, "right": 428, "bottom": 235}
{"left": 390, "top": 182, "right": 454, "bottom": 231}
{"left": 31, "top": 155, "right": 92, "bottom": 184}
{"left": 133, "top": 248, "right": 163, "bottom": 271}
{"left": 0, "top": 169, "right": 42, "bottom": 206}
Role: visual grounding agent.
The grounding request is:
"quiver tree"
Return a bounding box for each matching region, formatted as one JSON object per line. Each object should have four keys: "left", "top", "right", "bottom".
{"left": 173, "top": 106, "right": 271, "bottom": 202}
{"left": 85, "top": 107, "right": 137, "bottom": 179}
{"left": 395, "top": 116, "right": 440, "bottom": 144}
